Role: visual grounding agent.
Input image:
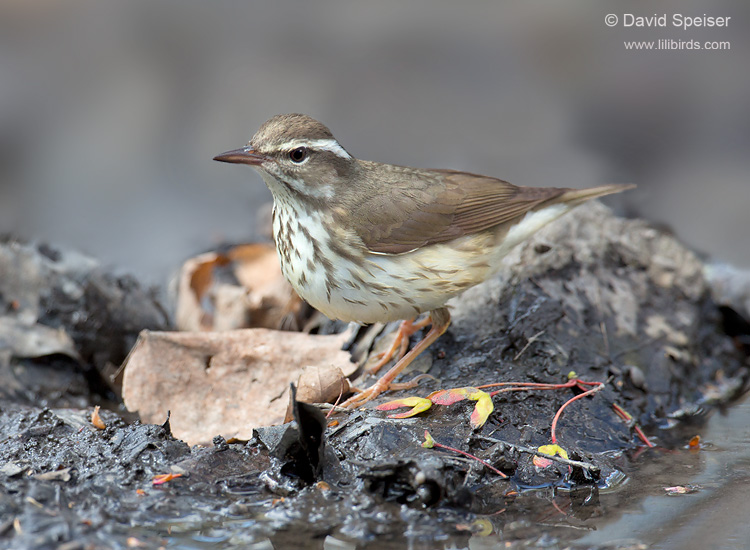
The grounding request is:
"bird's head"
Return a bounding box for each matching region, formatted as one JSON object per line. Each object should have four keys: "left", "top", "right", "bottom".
{"left": 214, "top": 113, "right": 356, "bottom": 201}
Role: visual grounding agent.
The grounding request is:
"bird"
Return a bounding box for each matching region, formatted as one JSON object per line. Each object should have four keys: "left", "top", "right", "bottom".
{"left": 214, "top": 114, "right": 634, "bottom": 408}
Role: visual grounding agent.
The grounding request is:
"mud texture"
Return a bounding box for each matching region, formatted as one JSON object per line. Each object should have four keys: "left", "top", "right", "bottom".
{"left": 1, "top": 204, "right": 749, "bottom": 549}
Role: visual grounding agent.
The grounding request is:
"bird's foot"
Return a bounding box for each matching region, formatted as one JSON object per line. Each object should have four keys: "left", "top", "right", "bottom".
{"left": 388, "top": 374, "right": 435, "bottom": 390}
{"left": 343, "top": 374, "right": 435, "bottom": 408}
{"left": 341, "top": 308, "right": 451, "bottom": 410}
{"left": 340, "top": 378, "right": 392, "bottom": 408}
{"left": 368, "top": 316, "right": 432, "bottom": 374}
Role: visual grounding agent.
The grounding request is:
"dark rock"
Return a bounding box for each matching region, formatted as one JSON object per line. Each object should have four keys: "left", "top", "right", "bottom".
{"left": 0, "top": 238, "right": 169, "bottom": 407}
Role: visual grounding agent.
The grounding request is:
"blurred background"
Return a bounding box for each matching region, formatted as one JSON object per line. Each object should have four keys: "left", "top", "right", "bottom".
{"left": 0, "top": 0, "right": 747, "bottom": 284}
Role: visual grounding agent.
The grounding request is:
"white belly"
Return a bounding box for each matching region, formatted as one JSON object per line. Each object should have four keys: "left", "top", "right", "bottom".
{"left": 273, "top": 201, "right": 573, "bottom": 324}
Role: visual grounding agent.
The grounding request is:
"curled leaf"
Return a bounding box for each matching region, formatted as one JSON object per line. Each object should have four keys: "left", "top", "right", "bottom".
{"left": 152, "top": 473, "right": 183, "bottom": 486}
{"left": 91, "top": 405, "right": 106, "bottom": 430}
{"left": 376, "top": 396, "right": 432, "bottom": 418}
{"left": 422, "top": 430, "right": 435, "bottom": 449}
{"left": 468, "top": 390, "right": 494, "bottom": 429}
{"left": 428, "top": 387, "right": 477, "bottom": 405}
{"left": 533, "top": 444, "right": 569, "bottom": 468}
{"left": 538, "top": 444, "right": 569, "bottom": 459}
{"left": 287, "top": 365, "right": 351, "bottom": 421}
{"left": 532, "top": 456, "right": 553, "bottom": 468}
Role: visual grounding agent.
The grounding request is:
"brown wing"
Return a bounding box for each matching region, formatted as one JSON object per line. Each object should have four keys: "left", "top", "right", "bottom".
{"left": 351, "top": 166, "right": 569, "bottom": 255}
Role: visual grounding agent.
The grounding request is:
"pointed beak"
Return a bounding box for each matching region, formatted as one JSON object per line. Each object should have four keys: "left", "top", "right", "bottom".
{"left": 213, "top": 147, "right": 268, "bottom": 166}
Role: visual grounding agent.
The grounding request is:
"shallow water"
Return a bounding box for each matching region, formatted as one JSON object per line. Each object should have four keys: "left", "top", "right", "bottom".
{"left": 159, "top": 393, "right": 750, "bottom": 550}
{"left": 578, "top": 396, "right": 750, "bottom": 550}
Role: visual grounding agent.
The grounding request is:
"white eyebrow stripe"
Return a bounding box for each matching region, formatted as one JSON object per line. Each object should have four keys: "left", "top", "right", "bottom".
{"left": 277, "top": 138, "right": 352, "bottom": 160}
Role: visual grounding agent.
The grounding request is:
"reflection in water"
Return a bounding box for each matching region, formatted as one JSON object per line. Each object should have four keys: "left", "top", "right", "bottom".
{"left": 160, "top": 395, "right": 750, "bottom": 549}
{"left": 578, "top": 395, "right": 750, "bottom": 550}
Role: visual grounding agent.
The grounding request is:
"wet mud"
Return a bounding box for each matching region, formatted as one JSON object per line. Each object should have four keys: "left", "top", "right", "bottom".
{"left": 1, "top": 203, "right": 749, "bottom": 549}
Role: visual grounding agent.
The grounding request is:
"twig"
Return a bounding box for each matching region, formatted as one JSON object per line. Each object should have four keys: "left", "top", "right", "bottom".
{"left": 325, "top": 379, "right": 349, "bottom": 419}
{"left": 423, "top": 431, "right": 508, "bottom": 478}
{"left": 536, "top": 522, "right": 595, "bottom": 532}
{"left": 473, "top": 434, "right": 600, "bottom": 473}
{"left": 514, "top": 330, "right": 545, "bottom": 361}
{"left": 309, "top": 402, "right": 354, "bottom": 414}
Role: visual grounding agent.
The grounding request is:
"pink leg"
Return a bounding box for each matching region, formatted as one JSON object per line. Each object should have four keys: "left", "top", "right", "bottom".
{"left": 342, "top": 308, "right": 450, "bottom": 408}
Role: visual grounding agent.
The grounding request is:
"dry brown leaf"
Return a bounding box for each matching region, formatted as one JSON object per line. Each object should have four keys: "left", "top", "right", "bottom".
{"left": 174, "top": 251, "right": 227, "bottom": 331}
{"left": 296, "top": 365, "right": 351, "bottom": 404}
{"left": 121, "top": 329, "right": 355, "bottom": 445}
{"left": 91, "top": 405, "right": 106, "bottom": 429}
{"left": 175, "top": 244, "right": 304, "bottom": 332}
{"left": 228, "top": 244, "right": 306, "bottom": 330}
{"left": 284, "top": 365, "right": 351, "bottom": 422}
{"left": 227, "top": 243, "right": 284, "bottom": 290}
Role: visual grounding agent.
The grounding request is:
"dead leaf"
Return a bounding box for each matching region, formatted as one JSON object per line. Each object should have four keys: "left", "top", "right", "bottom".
{"left": 227, "top": 244, "right": 284, "bottom": 290}
{"left": 376, "top": 396, "right": 433, "bottom": 419}
{"left": 471, "top": 518, "right": 494, "bottom": 536}
{"left": 296, "top": 365, "right": 351, "bottom": 404}
{"left": 152, "top": 473, "right": 183, "bottom": 485}
{"left": 468, "top": 390, "right": 494, "bottom": 429}
{"left": 175, "top": 244, "right": 305, "bottom": 332}
{"left": 533, "top": 444, "right": 569, "bottom": 468}
{"left": 174, "top": 251, "right": 225, "bottom": 331}
{"left": 91, "top": 405, "right": 106, "bottom": 429}
{"left": 284, "top": 365, "right": 351, "bottom": 423}
{"left": 121, "top": 329, "right": 355, "bottom": 444}
{"left": 428, "top": 387, "right": 477, "bottom": 406}
{"left": 427, "top": 387, "right": 493, "bottom": 428}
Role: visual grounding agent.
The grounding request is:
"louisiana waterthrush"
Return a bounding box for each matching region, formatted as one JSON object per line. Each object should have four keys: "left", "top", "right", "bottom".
{"left": 214, "top": 114, "right": 634, "bottom": 407}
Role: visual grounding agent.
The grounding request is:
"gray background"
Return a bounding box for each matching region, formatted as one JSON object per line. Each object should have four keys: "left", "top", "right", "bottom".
{"left": 1, "top": 0, "right": 747, "bottom": 283}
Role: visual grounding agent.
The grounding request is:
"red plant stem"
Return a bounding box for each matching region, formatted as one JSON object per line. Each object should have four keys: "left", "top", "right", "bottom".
{"left": 480, "top": 379, "right": 603, "bottom": 397}
{"left": 431, "top": 441, "right": 508, "bottom": 478}
{"left": 550, "top": 382, "right": 605, "bottom": 444}
{"left": 326, "top": 379, "right": 348, "bottom": 419}
{"left": 634, "top": 425, "right": 655, "bottom": 448}
{"left": 611, "top": 403, "right": 655, "bottom": 447}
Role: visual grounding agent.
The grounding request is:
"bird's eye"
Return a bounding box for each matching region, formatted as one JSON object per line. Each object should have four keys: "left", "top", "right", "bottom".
{"left": 289, "top": 147, "right": 307, "bottom": 163}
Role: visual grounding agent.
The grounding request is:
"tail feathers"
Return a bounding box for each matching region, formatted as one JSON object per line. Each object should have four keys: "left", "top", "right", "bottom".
{"left": 559, "top": 183, "right": 636, "bottom": 206}
{"left": 497, "top": 183, "right": 635, "bottom": 253}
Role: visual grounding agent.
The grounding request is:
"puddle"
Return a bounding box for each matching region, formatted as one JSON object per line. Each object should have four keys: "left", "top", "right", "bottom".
{"left": 577, "top": 395, "right": 750, "bottom": 550}
{"left": 152, "top": 394, "right": 750, "bottom": 550}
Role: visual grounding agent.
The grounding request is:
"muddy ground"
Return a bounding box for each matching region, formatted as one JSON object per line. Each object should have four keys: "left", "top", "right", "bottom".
{"left": 1, "top": 204, "right": 749, "bottom": 549}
